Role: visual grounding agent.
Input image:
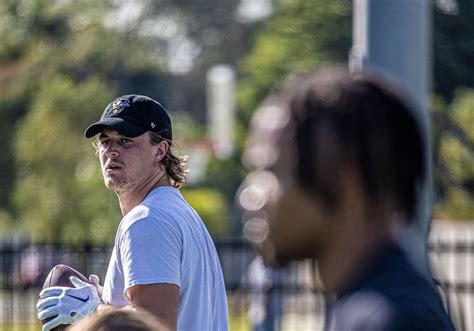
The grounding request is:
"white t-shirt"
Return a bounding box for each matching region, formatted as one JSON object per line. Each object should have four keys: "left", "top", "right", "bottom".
{"left": 102, "top": 186, "right": 228, "bottom": 331}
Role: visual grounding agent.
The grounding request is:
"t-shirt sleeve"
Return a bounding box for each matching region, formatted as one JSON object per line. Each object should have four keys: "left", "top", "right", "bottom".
{"left": 119, "top": 214, "right": 182, "bottom": 292}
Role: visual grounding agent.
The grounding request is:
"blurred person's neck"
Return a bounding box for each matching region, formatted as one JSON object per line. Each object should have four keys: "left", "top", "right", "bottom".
{"left": 316, "top": 172, "right": 396, "bottom": 295}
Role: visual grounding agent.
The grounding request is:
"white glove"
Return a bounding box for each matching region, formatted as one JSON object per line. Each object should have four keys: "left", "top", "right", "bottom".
{"left": 36, "top": 276, "right": 102, "bottom": 331}
{"left": 88, "top": 274, "right": 104, "bottom": 298}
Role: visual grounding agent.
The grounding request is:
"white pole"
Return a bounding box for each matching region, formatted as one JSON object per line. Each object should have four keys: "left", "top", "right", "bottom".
{"left": 207, "top": 65, "right": 236, "bottom": 160}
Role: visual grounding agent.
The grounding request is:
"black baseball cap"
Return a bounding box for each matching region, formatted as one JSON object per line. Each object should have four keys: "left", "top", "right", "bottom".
{"left": 84, "top": 94, "right": 172, "bottom": 140}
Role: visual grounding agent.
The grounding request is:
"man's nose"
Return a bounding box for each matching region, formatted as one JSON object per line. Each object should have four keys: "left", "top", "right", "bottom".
{"left": 104, "top": 142, "right": 120, "bottom": 159}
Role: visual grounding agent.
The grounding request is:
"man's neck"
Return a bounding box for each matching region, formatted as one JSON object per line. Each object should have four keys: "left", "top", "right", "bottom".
{"left": 117, "top": 171, "right": 171, "bottom": 216}
{"left": 317, "top": 217, "right": 395, "bottom": 295}
{"left": 315, "top": 183, "right": 396, "bottom": 295}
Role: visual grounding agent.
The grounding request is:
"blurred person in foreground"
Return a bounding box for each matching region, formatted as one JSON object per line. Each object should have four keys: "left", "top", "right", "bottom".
{"left": 67, "top": 308, "right": 162, "bottom": 331}
{"left": 238, "top": 65, "right": 455, "bottom": 330}
{"left": 37, "top": 95, "right": 228, "bottom": 331}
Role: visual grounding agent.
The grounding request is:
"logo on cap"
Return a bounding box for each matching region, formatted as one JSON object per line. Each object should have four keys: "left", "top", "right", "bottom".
{"left": 113, "top": 99, "right": 130, "bottom": 114}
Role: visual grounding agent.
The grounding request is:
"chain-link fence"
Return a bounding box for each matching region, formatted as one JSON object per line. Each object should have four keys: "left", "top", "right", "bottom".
{"left": 0, "top": 221, "right": 472, "bottom": 331}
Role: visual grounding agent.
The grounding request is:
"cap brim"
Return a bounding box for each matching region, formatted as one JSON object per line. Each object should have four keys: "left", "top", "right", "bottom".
{"left": 84, "top": 117, "right": 148, "bottom": 138}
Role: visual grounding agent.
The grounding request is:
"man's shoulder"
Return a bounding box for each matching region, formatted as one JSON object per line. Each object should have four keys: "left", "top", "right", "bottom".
{"left": 120, "top": 187, "right": 192, "bottom": 229}
{"left": 117, "top": 186, "right": 203, "bottom": 238}
{"left": 350, "top": 244, "right": 441, "bottom": 305}
{"left": 122, "top": 203, "right": 178, "bottom": 229}
{"left": 117, "top": 205, "right": 152, "bottom": 235}
{"left": 144, "top": 186, "right": 191, "bottom": 212}
{"left": 121, "top": 205, "right": 150, "bottom": 225}
{"left": 119, "top": 192, "right": 183, "bottom": 231}
{"left": 328, "top": 245, "right": 455, "bottom": 330}
{"left": 328, "top": 289, "right": 395, "bottom": 330}
{"left": 330, "top": 287, "right": 454, "bottom": 330}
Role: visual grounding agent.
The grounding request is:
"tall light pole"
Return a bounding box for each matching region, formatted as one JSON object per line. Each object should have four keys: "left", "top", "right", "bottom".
{"left": 350, "top": 0, "right": 432, "bottom": 275}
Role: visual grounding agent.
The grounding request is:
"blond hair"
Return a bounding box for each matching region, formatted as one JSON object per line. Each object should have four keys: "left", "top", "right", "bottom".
{"left": 149, "top": 132, "right": 188, "bottom": 188}
{"left": 67, "top": 309, "right": 163, "bottom": 331}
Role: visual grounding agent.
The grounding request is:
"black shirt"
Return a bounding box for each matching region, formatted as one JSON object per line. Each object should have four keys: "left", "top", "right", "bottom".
{"left": 325, "top": 243, "right": 455, "bottom": 331}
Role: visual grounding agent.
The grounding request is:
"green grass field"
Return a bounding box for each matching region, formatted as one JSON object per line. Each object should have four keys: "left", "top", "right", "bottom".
{"left": 229, "top": 313, "right": 250, "bottom": 331}
{"left": 2, "top": 318, "right": 249, "bottom": 331}
{"left": 1, "top": 291, "right": 251, "bottom": 331}
{"left": 2, "top": 312, "right": 249, "bottom": 331}
{"left": 0, "top": 322, "right": 40, "bottom": 331}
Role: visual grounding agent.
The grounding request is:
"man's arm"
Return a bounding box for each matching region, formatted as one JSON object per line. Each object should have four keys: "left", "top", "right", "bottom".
{"left": 127, "top": 283, "right": 179, "bottom": 331}
{"left": 93, "top": 283, "right": 180, "bottom": 331}
{"left": 95, "top": 283, "right": 178, "bottom": 330}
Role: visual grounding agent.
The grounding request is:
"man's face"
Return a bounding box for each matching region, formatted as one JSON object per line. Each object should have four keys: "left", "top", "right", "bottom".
{"left": 239, "top": 106, "right": 329, "bottom": 267}
{"left": 98, "top": 128, "right": 160, "bottom": 194}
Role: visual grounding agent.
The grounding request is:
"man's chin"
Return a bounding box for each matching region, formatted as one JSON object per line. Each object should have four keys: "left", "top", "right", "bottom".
{"left": 104, "top": 179, "right": 128, "bottom": 192}
{"left": 268, "top": 241, "right": 317, "bottom": 268}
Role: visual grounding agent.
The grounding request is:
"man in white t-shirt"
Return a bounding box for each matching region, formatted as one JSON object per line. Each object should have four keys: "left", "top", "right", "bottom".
{"left": 36, "top": 95, "right": 228, "bottom": 331}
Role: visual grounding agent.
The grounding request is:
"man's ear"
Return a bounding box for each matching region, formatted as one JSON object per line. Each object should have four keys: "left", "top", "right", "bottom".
{"left": 154, "top": 140, "right": 169, "bottom": 163}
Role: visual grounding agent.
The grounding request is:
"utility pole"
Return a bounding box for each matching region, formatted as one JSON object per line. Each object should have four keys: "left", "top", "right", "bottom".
{"left": 350, "top": 0, "right": 432, "bottom": 275}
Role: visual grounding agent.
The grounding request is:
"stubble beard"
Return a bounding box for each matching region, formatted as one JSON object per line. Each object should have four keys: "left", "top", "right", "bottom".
{"left": 104, "top": 175, "right": 135, "bottom": 194}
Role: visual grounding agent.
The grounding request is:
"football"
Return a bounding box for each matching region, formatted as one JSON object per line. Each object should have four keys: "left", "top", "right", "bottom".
{"left": 42, "top": 264, "right": 89, "bottom": 289}
{"left": 41, "top": 264, "right": 90, "bottom": 331}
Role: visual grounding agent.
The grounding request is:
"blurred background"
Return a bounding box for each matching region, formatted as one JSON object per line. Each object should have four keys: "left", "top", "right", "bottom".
{"left": 0, "top": 0, "right": 472, "bottom": 330}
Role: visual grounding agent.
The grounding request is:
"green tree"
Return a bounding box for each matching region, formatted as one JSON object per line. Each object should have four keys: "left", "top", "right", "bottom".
{"left": 1, "top": 1, "right": 168, "bottom": 242}
{"left": 2, "top": 0, "right": 255, "bottom": 241}
{"left": 237, "top": 0, "right": 352, "bottom": 122}
{"left": 237, "top": 0, "right": 474, "bottom": 222}
{"left": 13, "top": 77, "right": 120, "bottom": 242}
{"left": 431, "top": 0, "right": 474, "bottom": 219}
{"left": 433, "top": 88, "right": 474, "bottom": 220}
{"left": 222, "top": 0, "right": 353, "bottom": 234}
{"left": 181, "top": 187, "right": 231, "bottom": 236}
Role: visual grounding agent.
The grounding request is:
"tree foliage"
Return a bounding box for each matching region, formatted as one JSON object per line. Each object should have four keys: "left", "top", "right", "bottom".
{"left": 433, "top": 88, "right": 474, "bottom": 220}
{"left": 430, "top": 0, "right": 474, "bottom": 219}
{"left": 0, "top": 0, "right": 244, "bottom": 242}
{"left": 181, "top": 187, "right": 231, "bottom": 236}
{"left": 0, "top": 1, "right": 169, "bottom": 242}
{"left": 13, "top": 77, "right": 119, "bottom": 243}
{"left": 237, "top": 0, "right": 352, "bottom": 122}
{"left": 0, "top": 0, "right": 473, "bottom": 244}
{"left": 237, "top": 0, "right": 473, "bottom": 220}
